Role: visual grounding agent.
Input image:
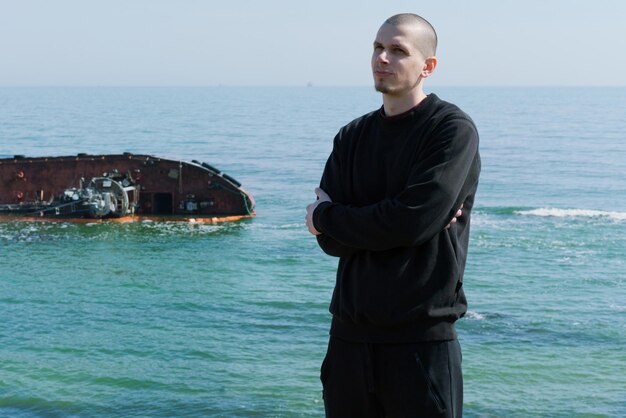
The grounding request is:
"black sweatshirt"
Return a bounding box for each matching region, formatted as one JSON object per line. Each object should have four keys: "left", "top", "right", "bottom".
{"left": 313, "top": 94, "right": 481, "bottom": 343}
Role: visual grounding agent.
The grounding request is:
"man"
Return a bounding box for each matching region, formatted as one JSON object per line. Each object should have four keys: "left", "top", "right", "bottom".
{"left": 305, "top": 13, "right": 481, "bottom": 418}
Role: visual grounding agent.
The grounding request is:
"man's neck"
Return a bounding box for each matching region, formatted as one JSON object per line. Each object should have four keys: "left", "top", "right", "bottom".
{"left": 382, "top": 89, "right": 428, "bottom": 117}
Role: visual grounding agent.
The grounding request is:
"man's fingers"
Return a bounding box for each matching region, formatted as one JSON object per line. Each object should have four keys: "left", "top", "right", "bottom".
{"left": 455, "top": 204, "right": 464, "bottom": 218}
{"left": 445, "top": 204, "right": 465, "bottom": 229}
{"left": 315, "top": 187, "right": 331, "bottom": 202}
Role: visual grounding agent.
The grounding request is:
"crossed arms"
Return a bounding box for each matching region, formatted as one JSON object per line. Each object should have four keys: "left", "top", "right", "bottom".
{"left": 305, "top": 118, "right": 479, "bottom": 256}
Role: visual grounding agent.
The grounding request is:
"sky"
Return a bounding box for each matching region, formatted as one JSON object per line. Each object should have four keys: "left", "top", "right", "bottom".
{"left": 1, "top": 0, "right": 625, "bottom": 87}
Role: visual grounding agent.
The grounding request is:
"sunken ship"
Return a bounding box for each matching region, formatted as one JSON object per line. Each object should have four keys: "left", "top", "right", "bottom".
{"left": 0, "top": 153, "right": 255, "bottom": 222}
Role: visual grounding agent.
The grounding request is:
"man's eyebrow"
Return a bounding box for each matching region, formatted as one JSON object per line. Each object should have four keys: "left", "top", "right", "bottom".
{"left": 373, "top": 41, "right": 408, "bottom": 50}
{"left": 389, "top": 43, "right": 408, "bottom": 50}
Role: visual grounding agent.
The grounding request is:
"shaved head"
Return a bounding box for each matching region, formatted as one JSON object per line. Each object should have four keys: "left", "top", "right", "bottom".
{"left": 384, "top": 13, "right": 437, "bottom": 58}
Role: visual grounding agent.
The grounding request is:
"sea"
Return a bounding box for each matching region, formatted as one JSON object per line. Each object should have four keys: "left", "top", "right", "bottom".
{"left": 0, "top": 86, "right": 624, "bottom": 418}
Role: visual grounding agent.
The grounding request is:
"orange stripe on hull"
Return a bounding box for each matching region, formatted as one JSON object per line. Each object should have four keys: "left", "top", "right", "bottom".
{"left": 0, "top": 212, "right": 255, "bottom": 224}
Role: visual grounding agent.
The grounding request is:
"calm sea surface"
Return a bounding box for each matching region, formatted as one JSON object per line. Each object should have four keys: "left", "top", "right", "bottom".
{"left": 0, "top": 87, "right": 625, "bottom": 417}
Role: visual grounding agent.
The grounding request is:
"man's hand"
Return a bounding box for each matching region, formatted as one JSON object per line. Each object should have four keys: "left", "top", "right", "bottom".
{"left": 446, "top": 204, "right": 463, "bottom": 229}
{"left": 305, "top": 187, "right": 332, "bottom": 235}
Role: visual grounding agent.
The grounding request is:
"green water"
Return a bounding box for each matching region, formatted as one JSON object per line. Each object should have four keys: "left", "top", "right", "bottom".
{"left": 1, "top": 87, "right": 625, "bottom": 417}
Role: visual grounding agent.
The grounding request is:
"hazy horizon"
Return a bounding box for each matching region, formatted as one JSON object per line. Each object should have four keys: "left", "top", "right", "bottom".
{"left": 2, "top": 85, "right": 625, "bottom": 88}
{"left": 1, "top": 0, "right": 625, "bottom": 87}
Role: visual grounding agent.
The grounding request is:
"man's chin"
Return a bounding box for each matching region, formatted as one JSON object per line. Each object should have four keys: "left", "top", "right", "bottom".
{"left": 374, "top": 83, "right": 392, "bottom": 94}
{"left": 374, "top": 84, "right": 397, "bottom": 95}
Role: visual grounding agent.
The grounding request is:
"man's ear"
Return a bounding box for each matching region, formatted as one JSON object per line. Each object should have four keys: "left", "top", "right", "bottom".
{"left": 421, "top": 57, "right": 437, "bottom": 78}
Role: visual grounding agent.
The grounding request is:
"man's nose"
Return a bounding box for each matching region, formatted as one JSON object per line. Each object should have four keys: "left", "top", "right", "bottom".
{"left": 375, "top": 49, "right": 389, "bottom": 64}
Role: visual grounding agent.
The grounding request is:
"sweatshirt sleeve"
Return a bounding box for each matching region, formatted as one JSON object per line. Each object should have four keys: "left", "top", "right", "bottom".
{"left": 316, "top": 231, "right": 357, "bottom": 257}
{"left": 313, "top": 117, "right": 479, "bottom": 251}
{"left": 314, "top": 132, "right": 360, "bottom": 258}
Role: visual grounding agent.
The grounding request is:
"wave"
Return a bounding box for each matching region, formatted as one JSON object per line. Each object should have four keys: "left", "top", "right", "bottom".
{"left": 465, "top": 311, "right": 486, "bottom": 321}
{"left": 475, "top": 206, "right": 626, "bottom": 221}
{"left": 515, "top": 208, "right": 626, "bottom": 221}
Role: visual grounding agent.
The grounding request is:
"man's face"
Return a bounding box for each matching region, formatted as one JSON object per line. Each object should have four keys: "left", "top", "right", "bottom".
{"left": 371, "top": 23, "right": 426, "bottom": 96}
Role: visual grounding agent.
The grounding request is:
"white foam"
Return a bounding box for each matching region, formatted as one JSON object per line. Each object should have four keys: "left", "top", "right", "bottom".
{"left": 515, "top": 208, "right": 626, "bottom": 221}
{"left": 465, "top": 311, "right": 485, "bottom": 321}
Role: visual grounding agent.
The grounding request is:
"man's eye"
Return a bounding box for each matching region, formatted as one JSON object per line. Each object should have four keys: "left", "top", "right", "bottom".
{"left": 393, "top": 48, "right": 406, "bottom": 54}
{"left": 374, "top": 45, "right": 383, "bottom": 51}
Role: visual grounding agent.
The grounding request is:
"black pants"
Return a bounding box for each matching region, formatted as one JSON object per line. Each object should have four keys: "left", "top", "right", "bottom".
{"left": 321, "top": 337, "right": 463, "bottom": 418}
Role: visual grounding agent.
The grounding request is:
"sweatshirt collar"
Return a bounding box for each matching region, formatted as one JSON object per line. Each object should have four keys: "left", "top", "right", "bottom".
{"left": 379, "top": 94, "right": 436, "bottom": 121}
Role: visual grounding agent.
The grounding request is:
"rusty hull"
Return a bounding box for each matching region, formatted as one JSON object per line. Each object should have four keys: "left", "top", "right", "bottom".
{"left": 0, "top": 153, "right": 255, "bottom": 221}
